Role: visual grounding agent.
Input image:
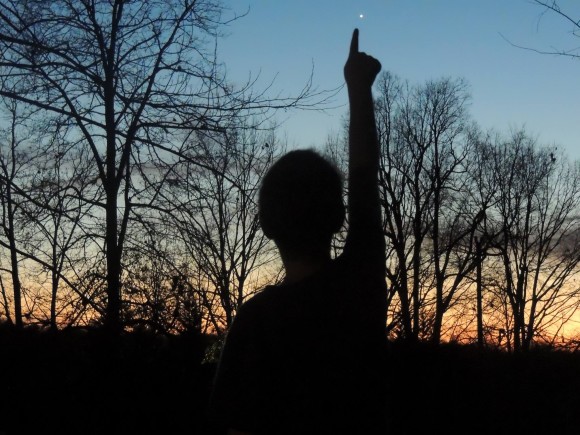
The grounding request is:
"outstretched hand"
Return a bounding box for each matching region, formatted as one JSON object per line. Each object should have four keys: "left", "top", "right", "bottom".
{"left": 344, "top": 29, "right": 381, "bottom": 91}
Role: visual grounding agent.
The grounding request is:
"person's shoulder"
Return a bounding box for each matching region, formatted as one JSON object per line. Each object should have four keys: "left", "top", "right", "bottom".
{"left": 239, "top": 281, "right": 313, "bottom": 320}
{"left": 236, "top": 285, "right": 280, "bottom": 317}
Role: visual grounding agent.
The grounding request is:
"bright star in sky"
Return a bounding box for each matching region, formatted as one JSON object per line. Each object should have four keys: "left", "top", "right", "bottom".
{"left": 359, "top": 13, "right": 364, "bottom": 19}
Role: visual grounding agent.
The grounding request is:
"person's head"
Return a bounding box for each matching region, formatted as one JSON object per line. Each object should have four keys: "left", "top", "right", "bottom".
{"left": 259, "top": 149, "right": 345, "bottom": 260}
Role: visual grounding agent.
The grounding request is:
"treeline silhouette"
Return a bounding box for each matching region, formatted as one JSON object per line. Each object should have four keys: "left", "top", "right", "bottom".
{"left": 0, "top": 324, "right": 579, "bottom": 434}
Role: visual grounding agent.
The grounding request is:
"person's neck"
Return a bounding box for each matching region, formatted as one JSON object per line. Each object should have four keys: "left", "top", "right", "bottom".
{"left": 281, "top": 252, "right": 331, "bottom": 285}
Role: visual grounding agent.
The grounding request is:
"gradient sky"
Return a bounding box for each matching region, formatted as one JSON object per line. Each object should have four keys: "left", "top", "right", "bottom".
{"left": 217, "top": 0, "right": 580, "bottom": 161}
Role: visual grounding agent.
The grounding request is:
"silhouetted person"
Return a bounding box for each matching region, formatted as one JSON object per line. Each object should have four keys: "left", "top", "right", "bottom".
{"left": 208, "top": 29, "right": 388, "bottom": 435}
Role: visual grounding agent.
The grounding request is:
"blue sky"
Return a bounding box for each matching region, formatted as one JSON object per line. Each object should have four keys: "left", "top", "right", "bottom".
{"left": 218, "top": 0, "right": 580, "bottom": 160}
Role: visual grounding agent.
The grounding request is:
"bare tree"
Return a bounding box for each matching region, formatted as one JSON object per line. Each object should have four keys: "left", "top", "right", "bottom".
{"left": 0, "top": 101, "right": 35, "bottom": 327}
{"left": 0, "top": 0, "right": 325, "bottom": 331}
{"left": 23, "top": 136, "right": 99, "bottom": 329}
{"left": 481, "top": 129, "right": 580, "bottom": 351}
{"left": 375, "top": 72, "right": 477, "bottom": 342}
{"left": 122, "top": 229, "right": 204, "bottom": 334}
{"left": 154, "top": 126, "right": 282, "bottom": 333}
{"left": 114, "top": 121, "right": 282, "bottom": 334}
{"left": 505, "top": 1, "right": 580, "bottom": 60}
{"left": 0, "top": 98, "right": 106, "bottom": 328}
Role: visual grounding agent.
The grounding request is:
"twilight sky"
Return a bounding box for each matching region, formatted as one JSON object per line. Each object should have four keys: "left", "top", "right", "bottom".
{"left": 218, "top": 0, "right": 580, "bottom": 161}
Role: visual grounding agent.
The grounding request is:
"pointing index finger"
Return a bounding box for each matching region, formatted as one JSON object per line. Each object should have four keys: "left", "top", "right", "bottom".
{"left": 350, "top": 28, "right": 359, "bottom": 55}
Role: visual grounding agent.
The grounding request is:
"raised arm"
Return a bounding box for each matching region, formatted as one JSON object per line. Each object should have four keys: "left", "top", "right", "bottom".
{"left": 343, "top": 29, "right": 384, "bottom": 264}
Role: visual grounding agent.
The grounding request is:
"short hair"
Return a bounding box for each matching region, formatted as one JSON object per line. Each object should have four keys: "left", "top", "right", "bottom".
{"left": 259, "top": 149, "right": 345, "bottom": 255}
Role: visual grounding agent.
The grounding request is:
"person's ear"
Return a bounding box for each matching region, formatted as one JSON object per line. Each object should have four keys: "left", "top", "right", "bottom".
{"left": 259, "top": 214, "right": 275, "bottom": 239}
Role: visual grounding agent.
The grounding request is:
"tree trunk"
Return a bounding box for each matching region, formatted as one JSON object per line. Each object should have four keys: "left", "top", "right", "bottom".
{"left": 431, "top": 309, "right": 442, "bottom": 345}
{"left": 397, "top": 278, "right": 413, "bottom": 340}
{"left": 6, "top": 190, "right": 22, "bottom": 328}
{"left": 105, "top": 183, "right": 121, "bottom": 333}
{"left": 411, "top": 242, "right": 421, "bottom": 340}
{"left": 476, "top": 238, "right": 484, "bottom": 348}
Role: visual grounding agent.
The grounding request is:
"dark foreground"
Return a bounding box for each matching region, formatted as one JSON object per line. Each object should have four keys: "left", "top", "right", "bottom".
{"left": 0, "top": 326, "right": 579, "bottom": 435}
